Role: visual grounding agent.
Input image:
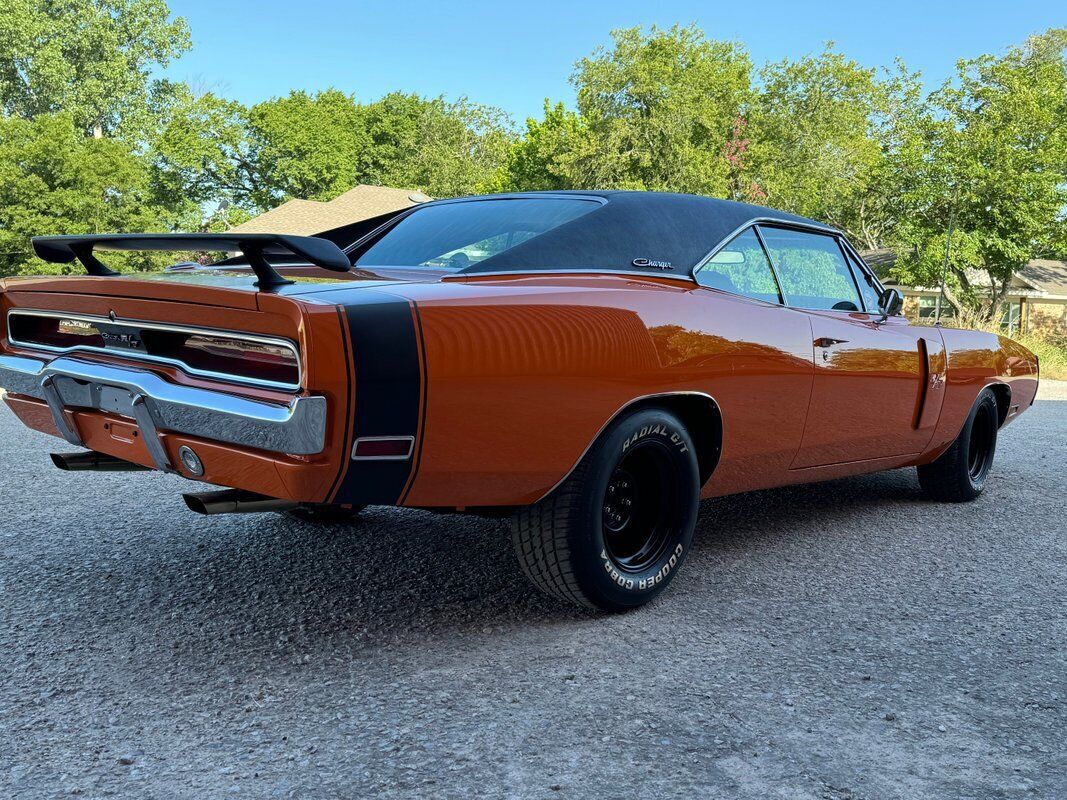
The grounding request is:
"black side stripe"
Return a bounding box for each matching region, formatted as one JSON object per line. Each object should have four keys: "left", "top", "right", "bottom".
{"left": 334, "top": 292, "right": 423, "bottom": 506}
{"left": 325, "top": 305, "right": 355, "bottom": 502}
{"left": 398, "top": 301, "right": 428, "bottom": 506}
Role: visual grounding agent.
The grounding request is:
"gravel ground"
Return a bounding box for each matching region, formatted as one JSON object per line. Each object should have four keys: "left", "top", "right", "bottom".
{"left": 1, "top": 383, "right": 1065, "bottom": 799}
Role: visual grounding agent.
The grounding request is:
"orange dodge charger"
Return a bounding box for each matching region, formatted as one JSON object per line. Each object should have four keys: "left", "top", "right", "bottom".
{"left": 0, "top": 192, "right": 1039, "bottom": 610}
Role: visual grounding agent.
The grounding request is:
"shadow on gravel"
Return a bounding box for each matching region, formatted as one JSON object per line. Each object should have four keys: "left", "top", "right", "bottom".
{"left": 30, "top": 466, "right": 928, "bottom": 663}
{"left": 694, "top": 466, "right": 925, "bottom": 548}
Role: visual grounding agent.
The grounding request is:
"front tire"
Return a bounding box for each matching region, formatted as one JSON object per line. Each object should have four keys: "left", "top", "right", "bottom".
{"left": 917, "top": 388, "right": 999, "bottom": 502}
{"left": 512, "top": 408, "right": 700, "bottom": 611}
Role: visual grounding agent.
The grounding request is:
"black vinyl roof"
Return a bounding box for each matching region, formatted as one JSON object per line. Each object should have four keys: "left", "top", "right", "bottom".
{"left": 423, "top": 191, "right": 833, "bottom": 276}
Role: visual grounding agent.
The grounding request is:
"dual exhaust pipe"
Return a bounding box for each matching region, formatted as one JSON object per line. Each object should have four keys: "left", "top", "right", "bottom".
{"left": 51, "top": 451, "right": 150, "bottom": 472}
{"left": 182, "top": 489, "right": 298, "bottom": 516}
{"left": 51, "top": 450, "right": 297, "bottom": 516}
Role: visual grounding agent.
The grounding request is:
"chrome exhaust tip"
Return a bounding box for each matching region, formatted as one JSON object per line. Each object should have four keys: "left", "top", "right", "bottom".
{"left": 50, "top": 451, "right": 150, "bottom": 472}
{"left": 183, "top": 489, "right": 298, "bottom": 516}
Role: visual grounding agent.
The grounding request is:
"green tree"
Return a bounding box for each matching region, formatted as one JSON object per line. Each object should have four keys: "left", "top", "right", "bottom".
{"left": 149, "top": 88, "right": 259, "bottom": 208}
{"left": 745, "top": 46, "right": 920, "bottom": 247}
{"left": 150, "top": 89, "right": 513, "bottom": 212}
{"left": 247, "top": 89, "right": 366, "bottom": 206}
{"left": 0, "top": 113, "right": 196, "bottom": 275}
{"left": 888, "top": 29, "right": 1067, "bottom": 319}
{"left": 0, "top": 0, "right": 190, "bottom": 135}
{"left": 356, "top": 92, "right": 512, "bottom": 197}
{"left": 493, "top": 101, "right": 592, "bottom": 191}
{"left": 558, "top": 24, "right": 751, "bottom": 193}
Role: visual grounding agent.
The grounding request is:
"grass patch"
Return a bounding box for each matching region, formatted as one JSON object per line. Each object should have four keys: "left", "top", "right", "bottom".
{"left": 1012, "top": 331, "right": 1067, "bottom": 380}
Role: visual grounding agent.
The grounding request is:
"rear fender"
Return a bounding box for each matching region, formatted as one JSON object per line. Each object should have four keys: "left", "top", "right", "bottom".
{"left": 916, "top": 327, "right": 1038, "bottom": 464}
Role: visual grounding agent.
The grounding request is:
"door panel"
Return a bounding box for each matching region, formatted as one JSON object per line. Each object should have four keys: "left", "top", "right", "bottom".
{"left": 792, "top": 313, "right": 943, "bottom": 468}
{"left": 683, "top": 289, "right": 815, "bottom": 497}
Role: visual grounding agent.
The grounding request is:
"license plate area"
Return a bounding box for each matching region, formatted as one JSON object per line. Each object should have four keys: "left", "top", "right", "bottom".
{"left": 42, "top": 374, "right": 172, "bottom": 471}
{"left": 95, "top": 383, "right": 138, "bottom": 418}
{"left": 50, "top": 376, "right": 137, "bottom": 419}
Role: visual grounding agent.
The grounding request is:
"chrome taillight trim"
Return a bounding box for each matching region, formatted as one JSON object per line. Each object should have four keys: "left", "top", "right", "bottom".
{"left": 5, "top": 309, "right": 302, "bottom": 392}
{"left": 351, "top": 435, "right": 416, "bottom": 461}
{"left": 0, "top": 354, "right": 327, "bottom": 459}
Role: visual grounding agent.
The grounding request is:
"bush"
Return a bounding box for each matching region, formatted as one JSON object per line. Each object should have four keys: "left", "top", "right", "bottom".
{"left": 1014, "top": 331, "right": 1067, "bottom": 381}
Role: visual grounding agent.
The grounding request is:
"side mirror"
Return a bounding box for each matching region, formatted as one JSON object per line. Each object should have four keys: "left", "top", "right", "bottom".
{"left": 878, "top": 288, "right": 903, "bottom": 317}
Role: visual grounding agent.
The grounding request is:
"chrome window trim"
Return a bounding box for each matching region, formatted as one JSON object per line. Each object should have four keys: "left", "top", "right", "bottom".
{"left": 837, "top": 238, "right": 887, "bottom": 302}
{"left": 443, "top": 268, "right": 697, "bottom": 284}
{"left": 693, "top": 225, "right": 786, "bottom": 305}
{"left": 831, "top": 236, "right": 871, "bottom": 312}
{"left": 691, "top": 217, "right": 838, "bottom": 277}
{"left": 6, "top": 309, "right": 302, "bottom": 392}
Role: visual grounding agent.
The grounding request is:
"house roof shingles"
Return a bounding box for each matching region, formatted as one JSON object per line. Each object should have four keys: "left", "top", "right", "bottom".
{"left": 229, "top": 185, "right": 431, "bottom": 236}
{"left": 860, "top": 249, "right": 1067, "bottom": 299}
{"left": 1018, "top": 259, "right": 1067, "bottom": 296}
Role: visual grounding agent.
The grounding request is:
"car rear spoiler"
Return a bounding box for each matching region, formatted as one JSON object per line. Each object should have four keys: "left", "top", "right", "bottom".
{"left": 31, "top": 233, "right": 352, "bottom": 289}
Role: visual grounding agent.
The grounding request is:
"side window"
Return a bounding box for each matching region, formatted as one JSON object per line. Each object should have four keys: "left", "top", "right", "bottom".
{"left": 757, "top": 227, "right": 863, "bottom": 311}
{"left": 845, "top": 250, "right": 883, "bottom": 312}
{"left": 696, "top": 228, "right": 781, "bottom": 303}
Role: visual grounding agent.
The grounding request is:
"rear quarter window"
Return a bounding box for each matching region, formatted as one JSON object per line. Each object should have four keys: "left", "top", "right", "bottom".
{"left": 697, "top": 228, "right": 781, "bottom": 303}
{"left": 354, "top": 198, "right": 599, "bottom": 269}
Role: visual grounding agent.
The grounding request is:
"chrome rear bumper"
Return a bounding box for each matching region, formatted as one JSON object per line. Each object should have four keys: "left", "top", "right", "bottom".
{"left": 0, "top": 354, "right": 327, "bottom": 470}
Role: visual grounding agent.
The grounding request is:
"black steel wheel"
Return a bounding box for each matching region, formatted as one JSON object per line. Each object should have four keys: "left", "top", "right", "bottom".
{"left": 601, "top": 445, "right": 680, "bottom": 573}
{"left": 918, "top": 388, "right": 1000, "bottom": 502}
{"left": 966, "top": 400, "right": 997, "bottom": 484}
{"left": 512, "top": 407, "right": 700, "bottom": 611}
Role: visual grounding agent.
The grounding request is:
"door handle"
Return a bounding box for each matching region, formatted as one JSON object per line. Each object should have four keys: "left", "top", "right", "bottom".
{"left": 814, "top": 337, "right": 849, "bottom": 348}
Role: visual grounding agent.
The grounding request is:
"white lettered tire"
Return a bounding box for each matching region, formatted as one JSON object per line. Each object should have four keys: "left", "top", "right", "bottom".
{"left": 511, "top": 407, "right": 700, "bottom": 611}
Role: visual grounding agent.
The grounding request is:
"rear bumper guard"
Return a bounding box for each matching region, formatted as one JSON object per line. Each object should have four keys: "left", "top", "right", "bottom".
{"left": 0, "top": 354, "right": 327, "bottom": 470}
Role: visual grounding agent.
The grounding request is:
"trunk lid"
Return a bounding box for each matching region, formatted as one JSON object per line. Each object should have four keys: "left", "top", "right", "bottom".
{"left": 0, "top": 264, "right": 447, "bottom": 308}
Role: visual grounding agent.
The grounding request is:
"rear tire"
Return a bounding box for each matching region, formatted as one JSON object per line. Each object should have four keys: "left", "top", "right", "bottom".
{"left": 917, "top": 388, "right": 999, "bottom": 502}
{"left": 511, "top": 407, "right": 700, "bottom": 611}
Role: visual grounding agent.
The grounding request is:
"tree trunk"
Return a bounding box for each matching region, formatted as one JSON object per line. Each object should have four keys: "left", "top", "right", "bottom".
{"left": 940, "top": 282, "right": 965, "bottom": 315}
{"left": 980, "top": 271, "right": 1012, "bottom": 324}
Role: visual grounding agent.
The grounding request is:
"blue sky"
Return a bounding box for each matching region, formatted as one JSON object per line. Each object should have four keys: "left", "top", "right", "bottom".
{"left": 162, "top": 0, "right": 1063, "bottom": 121}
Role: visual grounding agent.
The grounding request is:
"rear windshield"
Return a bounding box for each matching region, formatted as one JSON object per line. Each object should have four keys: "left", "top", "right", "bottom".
{"left": 353, "top": 197, "right": 599, "bottom": 269}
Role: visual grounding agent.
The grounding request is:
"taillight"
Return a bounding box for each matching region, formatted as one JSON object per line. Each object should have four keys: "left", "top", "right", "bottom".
{"left": 7, "top": 310, "right": 301, "bottom": 390}
{"left": 139, "top": 330, "right": 299, "bottom": 388}
{"left": 10, "top": 314, "right": 105, "bottom": 349}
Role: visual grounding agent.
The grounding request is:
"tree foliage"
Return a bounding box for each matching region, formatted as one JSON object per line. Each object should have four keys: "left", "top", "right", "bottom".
{"left": 888, "top": 28, "right": 1067, "bottom": 319}
{"left": 503, "top": 25, "right": 752, "bottom": 194}
{"left": 150, "top": 88, "right": 256, "bottom": 207}
{"left": 150, "top": 89, "right": 513, "bottom": 213}
{"left": 0, "top": 0, "right": 190, "bottom": 134}
{"left": 745, "top": 47, "right": 921, "bottom": 248}
{"left": 0, "top": 112, "right": 195, "bottom": 274}
{"left": 0, "top": 2, "right": 1063, "bottom": 302}
{"left": 492, "top": 101, "right": 591, "bottom": 192}
{"left": 354, "top": 92, "right": 512, "bottom": 198}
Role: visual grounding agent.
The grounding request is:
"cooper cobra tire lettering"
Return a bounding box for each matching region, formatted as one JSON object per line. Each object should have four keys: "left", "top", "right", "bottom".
{"left": 599, "top": 542, "right": 685, "bottom": 592}
{"left": 512, "top": 407, "right": 700, "bottom": 612}
{"left": 600, "top": 550, "right": 635, "bottom": 590}
{"left": 638, "top": 543, "right": 684, "bottom": 591}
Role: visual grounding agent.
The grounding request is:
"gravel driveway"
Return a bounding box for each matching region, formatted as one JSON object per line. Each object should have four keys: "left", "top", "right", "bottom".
{"left": 1, "top": 383, "right": 1064, "bottom": 799}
